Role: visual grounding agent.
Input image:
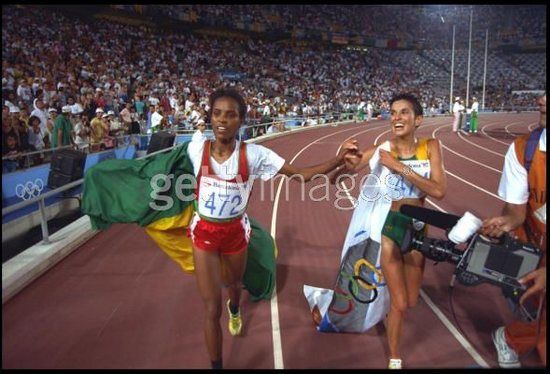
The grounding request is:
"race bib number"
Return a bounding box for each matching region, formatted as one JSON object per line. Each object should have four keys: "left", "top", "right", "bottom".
{"left": 197, "top": 176, "right": 250, "bottom": 219}
{"left": 393, "top": 160, "right": 431, "bottom": 199}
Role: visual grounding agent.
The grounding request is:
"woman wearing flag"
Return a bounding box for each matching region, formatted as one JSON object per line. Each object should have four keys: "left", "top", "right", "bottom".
{"left": 187, "top": 87, "right": 358, "bottom": 369}
{"left": 334, "top": 93, "right": 447, "bottom": 369}
{"left": 83, "top": 87, "right": 357, "bottom": 369}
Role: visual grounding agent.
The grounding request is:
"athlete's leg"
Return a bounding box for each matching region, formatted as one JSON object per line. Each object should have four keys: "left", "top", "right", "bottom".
{"left": 193, "top": 246, "right": 223, "bottom": 363}
{"left": 381, "top": 234, "right": 408, "bottom": 359}
{"left": 221, "top": 248, "right": 247, "bottom": 313}
{"left": 403, "top": 250, "right": 425, "bottom": 307}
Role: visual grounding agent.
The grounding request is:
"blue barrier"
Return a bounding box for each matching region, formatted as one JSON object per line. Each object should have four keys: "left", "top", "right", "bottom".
{"left": 2, "top": 144, "right": 137, "bottom": 224}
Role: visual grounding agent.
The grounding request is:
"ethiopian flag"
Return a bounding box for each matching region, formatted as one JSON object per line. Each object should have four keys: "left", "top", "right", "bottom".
{"left": 81, "top": 142, "right": 276, "bottom": 301}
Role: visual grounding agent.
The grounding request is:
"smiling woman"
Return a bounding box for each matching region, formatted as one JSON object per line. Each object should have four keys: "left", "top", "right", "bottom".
{"left": 330, "top": 92, "right": 447, "bottom": 369}
{"left": 186, "top": 87, "right": 359, "bottom": 369}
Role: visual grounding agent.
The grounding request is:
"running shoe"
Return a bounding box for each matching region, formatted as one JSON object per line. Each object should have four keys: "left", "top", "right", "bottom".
{"left": 226, "top": 299, "right": 242, "bottom": 336}
{"left": 492, "top": 327, "right": 521, "bottom": 368}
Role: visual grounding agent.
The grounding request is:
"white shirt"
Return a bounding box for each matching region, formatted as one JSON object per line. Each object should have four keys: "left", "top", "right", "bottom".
{"left": 151, "top": 111, "right": 163, "bottom": 128}
{"left": 185, "top": 99, "right": 194, "bottom": 112}
{"left": 148, "top": 96, "right": 160, "bottom": 106}
{"left": 266, "top": 125, "right": 279, "bottom": 134}
{"left": 31, "top": 107, "right": 49, "bottom": 132}
{"left": 191, "top": 129, "right": 207, "bottom": 143}
{"left": 187, "top": 137, "right": 285, "bottom": 184}
{"left": 188, "top": 109, "right": 201, "bottom": 125}
{"left": 74, "top": 122, "right": 90, "bottom": 146}
{"left": 27, "top": 127, "right": 46, "bottom": 150}
{"left": 453, "top": 102, "right": 464, "bottom": 114}
{"left": 70, "top": 103, "right": 84, "bottom": 115}
{"left": 498, "top": 128, "right": 546, "bottom": 204}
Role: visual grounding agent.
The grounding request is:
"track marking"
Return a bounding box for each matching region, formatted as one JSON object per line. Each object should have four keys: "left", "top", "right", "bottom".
{"left": 457, "top": 130, "right": 505, "bottom": 157}
{"left": 481, "top": 122, "right": 517, "bottom": 146}
{"left": 503, "top": 121, "right": 536, "bottom": 136}
{"left": 433, "top": 125, "right": 502, "bottom": 174}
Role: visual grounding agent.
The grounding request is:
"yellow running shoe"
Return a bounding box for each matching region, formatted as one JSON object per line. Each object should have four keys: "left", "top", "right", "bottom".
{"left": 226, "top": 299, "right": 242, "bottom": 336}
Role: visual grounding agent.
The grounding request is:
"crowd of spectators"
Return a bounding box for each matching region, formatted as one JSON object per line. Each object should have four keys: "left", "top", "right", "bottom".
{"left": 150, "top": 4, "right": 546, "bottom": 48}
{"left": 2, "top": 5, "right": 546, "bottom": 173}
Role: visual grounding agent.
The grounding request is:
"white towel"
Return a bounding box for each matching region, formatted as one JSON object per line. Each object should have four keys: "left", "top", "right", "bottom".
{"left": 304, "top": 141, "right": 393, "bottom": 332}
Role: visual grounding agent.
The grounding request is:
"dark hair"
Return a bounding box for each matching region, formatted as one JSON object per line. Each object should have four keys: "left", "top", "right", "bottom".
{"left": 208, "top": 87, "right": 247, "bottom": 123}
{"left": 28, "top": 115, "right": 41, "bottom": 125}
{"left": 390, "top": 93, "right": 423, "bottom": 117}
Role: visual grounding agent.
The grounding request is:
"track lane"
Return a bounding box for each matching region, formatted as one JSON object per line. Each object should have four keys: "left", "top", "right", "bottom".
{"left": 2, "top": 116, "right": 542, "bottom": 369}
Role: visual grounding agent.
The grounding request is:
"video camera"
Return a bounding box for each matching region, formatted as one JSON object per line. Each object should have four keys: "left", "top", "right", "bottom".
{"left": 398, "top": 205, "right": 542, "bottom": 305}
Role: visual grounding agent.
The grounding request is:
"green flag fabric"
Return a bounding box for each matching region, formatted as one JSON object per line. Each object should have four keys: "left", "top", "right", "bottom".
{"left": 81, "top": 142, "right": 276, "bottom": 301}
{"left": 82, "top": 143, "right": 195, "bottom": 230}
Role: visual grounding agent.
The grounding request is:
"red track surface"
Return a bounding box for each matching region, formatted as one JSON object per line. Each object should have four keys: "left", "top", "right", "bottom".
{"left": 3, "top": 113, "right": 543, "bottom": 369}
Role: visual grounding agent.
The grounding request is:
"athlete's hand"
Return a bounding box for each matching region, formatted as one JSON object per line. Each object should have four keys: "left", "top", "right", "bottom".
{"left": 338, "top": 139, "right": 359, "bottom": 159}
{"left": 343, "top": 152, "right": 362, "bottom": 171}
{"left": 379, "top": 149, "right": 403, "bottom": 173}
{"left": 338, "top": 139, "right": 362, "bottom": 165}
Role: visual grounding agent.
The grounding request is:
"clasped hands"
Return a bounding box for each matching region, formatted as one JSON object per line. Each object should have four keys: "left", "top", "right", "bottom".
{"left": 338, "top": 140, "right": 404, "bottom": 174}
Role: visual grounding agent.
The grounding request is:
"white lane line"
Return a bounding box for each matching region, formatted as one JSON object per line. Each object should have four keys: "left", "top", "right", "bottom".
{"left": 269, "top": 122, "right": 387, "bottom": 369}
{"left": 446, "top": 170, "right": 501, "bottom": 198}
{"left": 419, "top": 289, "right": 490, "bottom": 368}
{"left": 481, "top": 122, "right": 516, "bottom": 146}
{"left": 504, "top": 121, "right": 536, "bottom": 136}
{"left": 333, "top": 125, "right": 491, "bottom": 367}
{"left": 457, "top": 130, "right": 505, "bottom": 157}
{"left": 433, "top": 125, "right": 502, "bottom": 174}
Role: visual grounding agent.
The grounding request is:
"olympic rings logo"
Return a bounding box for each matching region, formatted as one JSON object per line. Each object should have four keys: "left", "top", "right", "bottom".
{"left": 15, "top": 178, "right": 44, "bottom": 200}
{"left": 328, "top": 258, "right": 385, "bottom": 316}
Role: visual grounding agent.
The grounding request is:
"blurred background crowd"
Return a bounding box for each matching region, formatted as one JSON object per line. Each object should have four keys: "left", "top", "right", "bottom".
{"left": 2, "top": 4, "right": 546, "bottom": 172}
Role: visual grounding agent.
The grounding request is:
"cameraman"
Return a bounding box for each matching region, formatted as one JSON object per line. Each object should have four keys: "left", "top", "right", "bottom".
{"left": 481, "top": 92, "right": 546, "bottom": 368}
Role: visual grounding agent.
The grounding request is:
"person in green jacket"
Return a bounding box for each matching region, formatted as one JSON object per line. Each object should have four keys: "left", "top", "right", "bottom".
{"left": 51, "top": 105, "right": 74, "bottom": 149}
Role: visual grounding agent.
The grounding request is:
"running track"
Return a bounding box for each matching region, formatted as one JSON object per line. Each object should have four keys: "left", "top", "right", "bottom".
{"left": 2, "top": 112, "right": 543, "bottom": 369}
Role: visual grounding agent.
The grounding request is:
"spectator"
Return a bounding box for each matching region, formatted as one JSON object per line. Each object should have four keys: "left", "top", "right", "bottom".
{"left": 452, "top": 97, "right": 465, "bottom": 133}
{"left": 90, "top": 107, "right": 106, "bottom": 150}
{"left": 481, "top": 93, "right": 546, "bottom": 368}
{"left": 2, "top": 133, "right": 21, "bottom": 173}
{"left": 51, "top": 105, "right": 74, "bottom": 149}
{"left": 74, "top": 113, "right": 93, "bottom": 151}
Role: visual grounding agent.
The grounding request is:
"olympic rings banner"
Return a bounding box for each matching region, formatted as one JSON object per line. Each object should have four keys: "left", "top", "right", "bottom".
{"left": 15, "top": 178, "right": 45, "bottom": 201}
{"left": 304, "top": 236, "right": 390, "bottom": 333}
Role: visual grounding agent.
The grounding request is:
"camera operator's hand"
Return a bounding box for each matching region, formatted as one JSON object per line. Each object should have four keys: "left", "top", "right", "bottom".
{"left": 480, "top": 202, "right": 526, "bottom": 238}
{"left": 480, "top": 215, "right": 517, "bottom": 238}
{"left": 518, "top": 267, "right": 546, "bottom": 304}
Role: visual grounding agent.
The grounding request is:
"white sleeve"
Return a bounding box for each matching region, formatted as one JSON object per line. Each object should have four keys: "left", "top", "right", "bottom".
{"left": 248, "top": 143, "right": 286, "bottom": 181}
{"left": 191, "top": 129, "right": 206, "bottom": 143}
{"left": 497, "top": 143, "right": 529, "bottom": 204}
{"left": 187, "top": 136, "right": 206, "bottom": 177}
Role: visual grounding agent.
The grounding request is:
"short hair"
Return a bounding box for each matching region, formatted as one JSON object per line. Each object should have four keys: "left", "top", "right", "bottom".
{"left": 208, "top": 87, "right": 247, "bottom": 122}
{"left": 390, "top": 93, "right": 423, "bottom": 117}
{"left": 28, "top": 115, "right": 41, "bottom": 125}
